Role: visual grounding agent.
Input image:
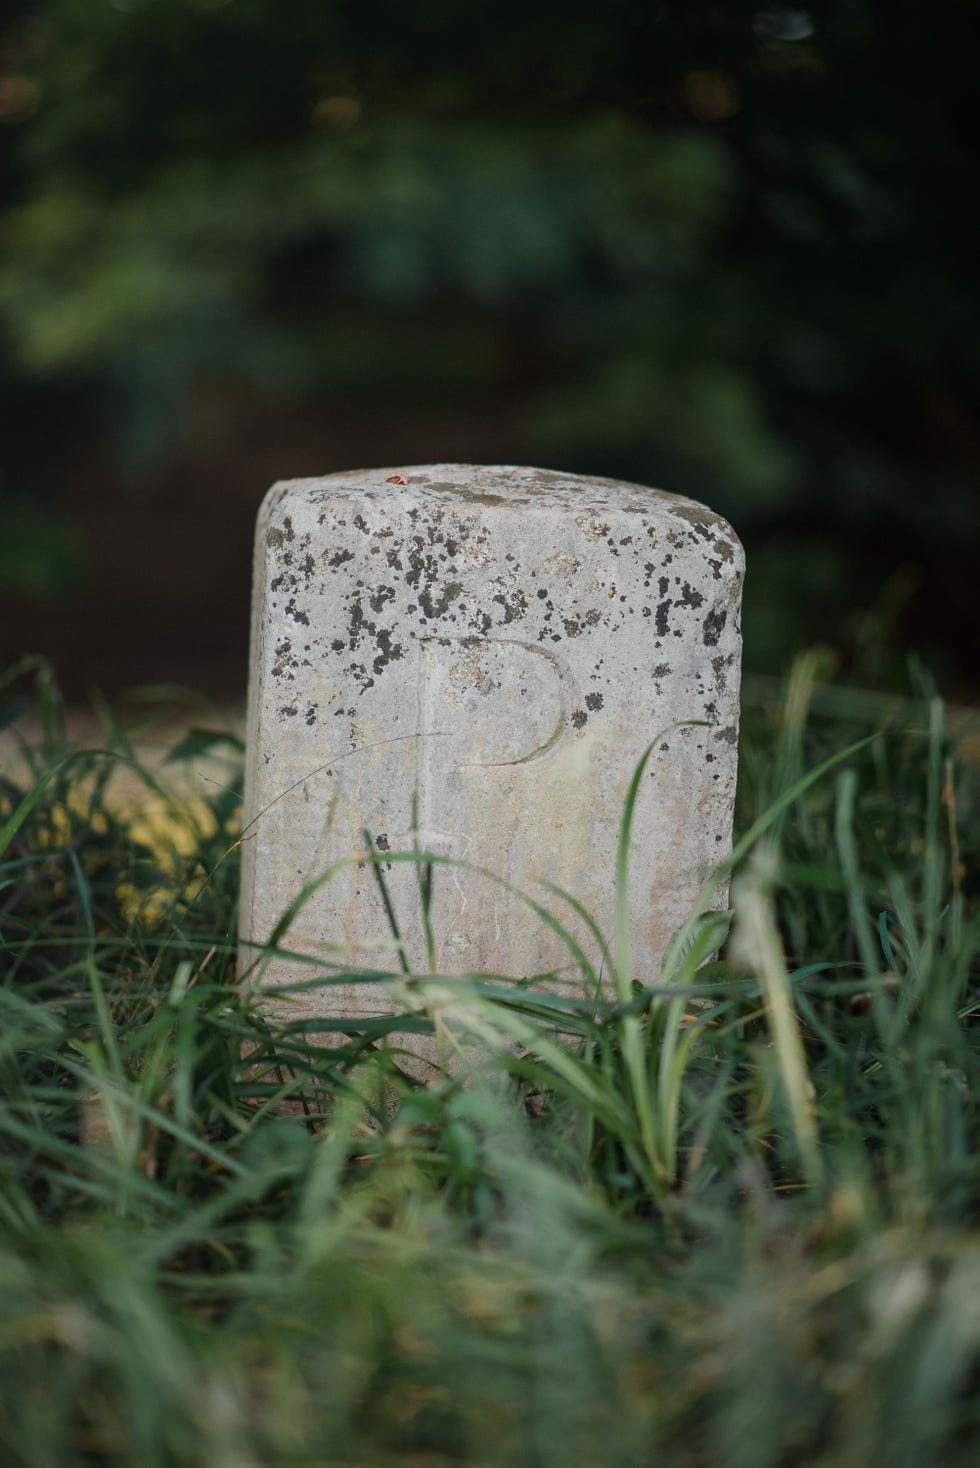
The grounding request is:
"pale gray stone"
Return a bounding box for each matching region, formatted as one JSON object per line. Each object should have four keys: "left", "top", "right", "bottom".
{"left": 240, "top": 465, "right": 743, "bottom": 1038}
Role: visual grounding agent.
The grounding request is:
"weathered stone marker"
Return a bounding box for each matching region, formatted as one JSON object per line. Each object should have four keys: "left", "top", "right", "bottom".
{"left": 240, "top": 465, "right": 743, "bottom": 1027}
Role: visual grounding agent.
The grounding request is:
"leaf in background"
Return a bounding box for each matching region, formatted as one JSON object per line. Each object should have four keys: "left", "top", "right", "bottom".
{"left": 164, "top": 728, "right": 243, "bottom": 764}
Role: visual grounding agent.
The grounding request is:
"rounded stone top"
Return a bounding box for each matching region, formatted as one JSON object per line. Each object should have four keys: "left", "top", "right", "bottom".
{"left": 258, "top": 463, "right": 741, "bottom": 554}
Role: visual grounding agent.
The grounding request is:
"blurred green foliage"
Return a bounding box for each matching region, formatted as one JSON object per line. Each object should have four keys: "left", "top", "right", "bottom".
{"left": 0, "top": 1, "right": 978, "bottom": 679}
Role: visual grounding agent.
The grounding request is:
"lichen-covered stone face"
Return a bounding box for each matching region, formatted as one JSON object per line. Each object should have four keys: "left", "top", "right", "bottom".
{"left": 241, "top": 464, "right": 743, "bottom": 1029}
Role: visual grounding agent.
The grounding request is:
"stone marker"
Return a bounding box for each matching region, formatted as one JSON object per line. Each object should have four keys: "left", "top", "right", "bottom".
{"left": 240, "top": 465, "right": 743, "bottom": 1033}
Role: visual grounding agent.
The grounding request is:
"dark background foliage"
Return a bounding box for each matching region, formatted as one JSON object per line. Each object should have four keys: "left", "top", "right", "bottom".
{"left": 1, "top": 1, "right": 977, "bottom": 697}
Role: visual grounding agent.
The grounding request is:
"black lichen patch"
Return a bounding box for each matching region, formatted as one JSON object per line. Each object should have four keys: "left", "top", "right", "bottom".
{"left": 420, "top": 579, "right": 463, "bottom": 620}
{"left": 328, "top": 549, "right": 354, "bottom": 569}
{"left": 373, "top": 628, "right": 404, "bottom": 675}
{"left": 285, "top": 597, "right": 310, "bottom": 626}
{"left": 656, "top": 602, "right": 670, "bottom": 636}
{"left": 668, "top": 502, "right": 726, "bottom": 537}
{"left": 677, "top": 581, "right": 705, "bottom": 610}
{"left": 344, "top": 660, "right": 375, "bottom": 695}
{"left": 571, "top": 710, "right": 588, "bottom": 728}
{"left": 585, "top": 692, "right": 604, "bottom": 711}
{"left": 369, "top": 585, "right": 396, "bottom": 613}
{"left": 702, "top": 608, "right": 727, "bottom": 646}
{"left": 272, "top": 637, "right": 298, "bottom": 680}
{"left": 347, "top": 596, "right": 370, "bottom": 649}
{"left": 491, "top": 588, "right": 528, "bottom": 625}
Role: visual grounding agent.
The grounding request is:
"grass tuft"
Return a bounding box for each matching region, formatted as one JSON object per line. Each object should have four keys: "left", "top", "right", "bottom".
{"left": 0, "top": 653, "right": 978, "bottom": 1466}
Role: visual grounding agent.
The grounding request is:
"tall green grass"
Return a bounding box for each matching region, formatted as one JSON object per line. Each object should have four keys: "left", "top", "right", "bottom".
{"left": 1, "top": 653, "right": 978, "bottom": 1467}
